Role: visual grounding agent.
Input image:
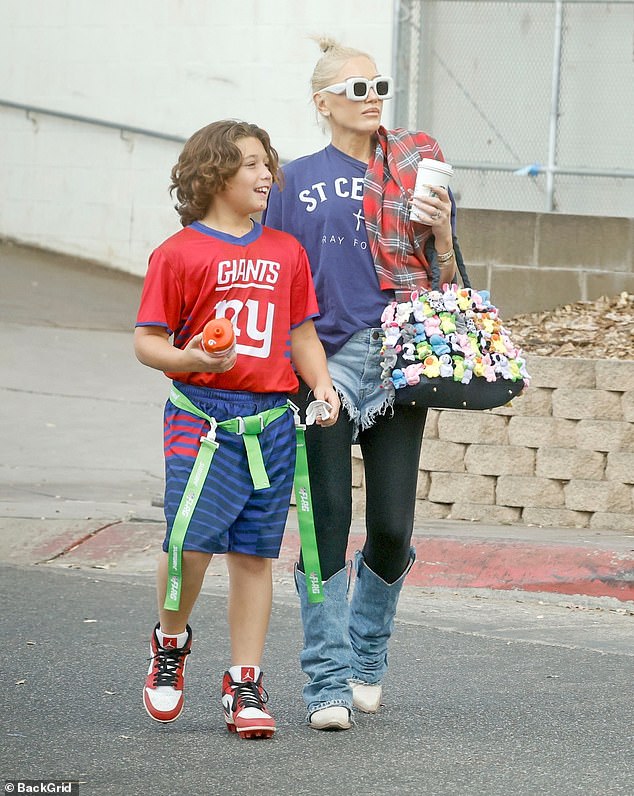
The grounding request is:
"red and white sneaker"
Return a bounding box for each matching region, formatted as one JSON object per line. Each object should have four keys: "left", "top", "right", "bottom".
{"left": 143, "top": 624, "right": 192, "bottom": 723}
{"left": 221, "top": 669, "right": 276, "bottom": 739}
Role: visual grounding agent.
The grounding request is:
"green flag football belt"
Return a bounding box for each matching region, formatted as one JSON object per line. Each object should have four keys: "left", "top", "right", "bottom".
{"left": 164, "top": 385, "right": 323, "bottom": 611}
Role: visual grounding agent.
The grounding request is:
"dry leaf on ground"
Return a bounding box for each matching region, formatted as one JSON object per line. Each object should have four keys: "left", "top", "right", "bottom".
{"left": 504, "top": 292, "right": 634, "bottom": 360}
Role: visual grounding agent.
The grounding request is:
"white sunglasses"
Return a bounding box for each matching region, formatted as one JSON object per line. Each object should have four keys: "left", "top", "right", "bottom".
{"left": 320, "top": 76, "right": 394, "bottom": 101}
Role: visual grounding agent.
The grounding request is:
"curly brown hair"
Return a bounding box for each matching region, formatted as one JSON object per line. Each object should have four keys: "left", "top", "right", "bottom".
{"left": 169, "top": 120, "right": 281, "bottom": 227}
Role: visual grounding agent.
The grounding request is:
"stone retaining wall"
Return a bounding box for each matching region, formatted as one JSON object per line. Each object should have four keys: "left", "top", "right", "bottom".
{"left": 352, "top": 356, "right": 634, "bottom": 531}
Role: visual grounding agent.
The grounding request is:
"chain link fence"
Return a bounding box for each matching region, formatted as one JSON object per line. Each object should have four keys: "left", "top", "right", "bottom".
{"left": 393, "top": 0, "right": 634, "bottom": 216}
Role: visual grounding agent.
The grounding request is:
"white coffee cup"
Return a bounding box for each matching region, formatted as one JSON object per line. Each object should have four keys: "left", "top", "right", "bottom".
{"left": 410, "top": 158, "right": 454, "bottom": 222}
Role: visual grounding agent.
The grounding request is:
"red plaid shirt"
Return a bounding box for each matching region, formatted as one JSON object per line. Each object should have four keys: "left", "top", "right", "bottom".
{"left": 363, "top": 126, "right": 444, "bottom": 298}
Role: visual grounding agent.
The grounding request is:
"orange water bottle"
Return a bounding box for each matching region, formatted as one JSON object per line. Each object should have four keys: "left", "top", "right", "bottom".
{"left": 201, "top": 317, "right": 236, "bottom": 357}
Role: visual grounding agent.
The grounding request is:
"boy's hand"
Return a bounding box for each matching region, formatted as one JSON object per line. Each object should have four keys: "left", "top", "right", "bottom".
{"left": 311, "top": 385, "right": 340, "bottom": 427}
{"left": 184, "top": 333, "right": 237, "bottom": 373}
{"left": 306, "top": 400, "right": 332, "bottom": 425}
{"left": 134, "top": 325, "right": 236, "bottom": 373}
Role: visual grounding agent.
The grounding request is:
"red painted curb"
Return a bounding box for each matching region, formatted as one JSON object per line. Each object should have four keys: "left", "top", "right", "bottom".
{"left": 407, "top": 537, "right": 634, "bottom": 601}
{"left": 278, "top": 531, "right": 634, "bottom": 602}
{"left": 37, "top": 521, "right": 634, "bottom": 603}
{"left": 37, "top": 522, "right": 160, "bottom": 565}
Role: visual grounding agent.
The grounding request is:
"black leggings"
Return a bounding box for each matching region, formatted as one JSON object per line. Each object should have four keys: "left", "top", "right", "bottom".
{"left": 296, "top": 382, "right": 427, "bottom": 583}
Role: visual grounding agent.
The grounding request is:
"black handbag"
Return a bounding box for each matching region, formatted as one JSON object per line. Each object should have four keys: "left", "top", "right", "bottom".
{"left": 380, "top": 237, "right": 529, "bottom": 410}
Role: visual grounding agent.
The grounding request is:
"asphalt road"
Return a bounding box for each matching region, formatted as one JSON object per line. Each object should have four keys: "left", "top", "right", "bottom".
{"left": 2, "top": 562, "right": 633, "bottom": 796}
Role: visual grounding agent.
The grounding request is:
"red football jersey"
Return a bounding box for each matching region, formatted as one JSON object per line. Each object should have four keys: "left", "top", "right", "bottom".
{"left": 136, "top": 221, "right": 319, "bottom": 393}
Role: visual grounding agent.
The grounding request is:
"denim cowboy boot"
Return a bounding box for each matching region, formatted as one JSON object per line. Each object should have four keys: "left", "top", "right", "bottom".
{"left": 294, "top": 564, "right": 354, "bottom": 730}
{"left": 348, "top": 547, "right": 416, "bottom": 713}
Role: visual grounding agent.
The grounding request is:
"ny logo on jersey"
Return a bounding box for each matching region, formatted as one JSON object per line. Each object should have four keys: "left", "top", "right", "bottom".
{"left": 215, "top": 299, "right": 274, "bottom": 359}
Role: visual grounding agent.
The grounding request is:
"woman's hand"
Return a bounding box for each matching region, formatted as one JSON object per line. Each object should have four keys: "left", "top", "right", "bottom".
{"left": 409, "top": 184, "right": 452, "bottom": 239}
{"left": 409, "top": 184, "right": 455, "bottom": 283}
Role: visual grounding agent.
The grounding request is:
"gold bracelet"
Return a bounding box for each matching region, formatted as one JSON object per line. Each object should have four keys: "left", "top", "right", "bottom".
{"left": 436, "top": 248, "right": 455, "bottom": 263}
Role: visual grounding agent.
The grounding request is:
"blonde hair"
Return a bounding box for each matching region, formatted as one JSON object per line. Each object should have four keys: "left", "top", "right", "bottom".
{"left": 310, "top": 36, "right": 376, "bottom": 93}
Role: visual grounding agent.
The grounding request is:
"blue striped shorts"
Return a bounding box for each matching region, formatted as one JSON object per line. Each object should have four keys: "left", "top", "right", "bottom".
{"left": 162, "top": 381, "right": 296, "bottom": 558}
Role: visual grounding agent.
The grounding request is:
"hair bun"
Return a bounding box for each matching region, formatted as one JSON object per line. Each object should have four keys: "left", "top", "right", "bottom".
{"left": 317, "top": 36, "right": 340, "bottom": 53}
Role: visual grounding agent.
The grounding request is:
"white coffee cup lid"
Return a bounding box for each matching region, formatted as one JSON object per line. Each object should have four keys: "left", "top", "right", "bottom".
{"left": 419, "top": 158, "right": 453, "bottom": 175}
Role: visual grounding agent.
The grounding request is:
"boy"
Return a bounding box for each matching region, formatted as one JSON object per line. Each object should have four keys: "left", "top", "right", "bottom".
{"left": 135, "top": 119, "right": 339, "bottom": 739}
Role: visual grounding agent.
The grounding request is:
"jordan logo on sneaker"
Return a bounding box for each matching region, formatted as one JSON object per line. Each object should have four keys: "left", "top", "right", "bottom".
{"left": 241, "top": 667, "right": 255, "bottom": 682}
{"left": 163, "top": 636, "right": 178, "bottom": 649}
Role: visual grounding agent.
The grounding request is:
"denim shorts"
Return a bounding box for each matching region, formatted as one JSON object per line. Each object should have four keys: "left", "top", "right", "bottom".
{"left": 162, "top": 382, "right": 296, "bottom": 558}
{"left": 327, "top": 328, "right": 395, "bottom": 441}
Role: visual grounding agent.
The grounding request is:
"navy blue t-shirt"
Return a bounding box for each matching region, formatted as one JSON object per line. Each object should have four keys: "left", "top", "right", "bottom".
{"left": 262, "top": 144, "right": 393, "bottom": 357}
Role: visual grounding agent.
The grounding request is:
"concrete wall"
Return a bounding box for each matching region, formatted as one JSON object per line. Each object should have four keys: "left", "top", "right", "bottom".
{"left": 0, "top": 111, "right": 184, "bottom": 276}
{"left": 0, "top": 0, "right": 394, "bottom": 275}
{"left": 2, "top": 2, "right": 632, "bottom": 284}
{"left": 0, "top": 0, "right": 394, "bottom": 162}
{"left": 352, "top": 357, "right": 634, "bottom": 532}
{"left": 455, "top": 210, "right": 634, "bottom": 316}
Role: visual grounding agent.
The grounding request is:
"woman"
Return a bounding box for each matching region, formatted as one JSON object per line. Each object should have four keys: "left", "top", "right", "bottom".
{"left": 263, "top": 37, "right": 456, "bottom": 731}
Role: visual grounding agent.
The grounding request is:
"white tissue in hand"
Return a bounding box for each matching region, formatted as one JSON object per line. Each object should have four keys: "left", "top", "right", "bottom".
{"left": 306, "top": 400, "right": 332, "bottom": 425}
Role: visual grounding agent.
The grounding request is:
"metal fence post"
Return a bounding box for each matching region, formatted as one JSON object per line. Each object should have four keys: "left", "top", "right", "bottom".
{"left": 547, "top": 0, "right": 564, "bottom": 211}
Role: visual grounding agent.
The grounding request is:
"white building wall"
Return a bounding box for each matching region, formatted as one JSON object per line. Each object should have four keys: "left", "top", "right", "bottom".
{"left": 0, "top": 0, "right": 394, "bottom": 275}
